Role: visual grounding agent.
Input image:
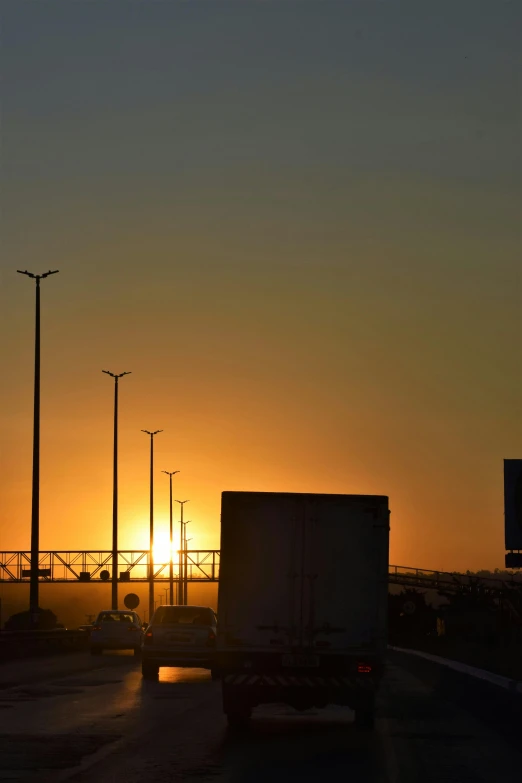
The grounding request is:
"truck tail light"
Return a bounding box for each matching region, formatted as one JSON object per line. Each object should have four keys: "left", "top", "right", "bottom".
{"left": 357, "top": 663, "right": 372, "bottom": 673}
{"left": 144, "top": 630, "right": 153, "bottom": 644}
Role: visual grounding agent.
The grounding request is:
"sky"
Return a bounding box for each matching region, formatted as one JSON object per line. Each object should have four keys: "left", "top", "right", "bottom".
{"left": 0, "top": 1, "right": 520, "bottom": 572}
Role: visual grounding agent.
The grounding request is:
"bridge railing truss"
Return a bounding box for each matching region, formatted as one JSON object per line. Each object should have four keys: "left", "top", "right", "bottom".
{"left": 1, "top": 554, "right": 519, "bottom": 597}
{"left": 0, "top": 551, "right": 220, "bottom": 583}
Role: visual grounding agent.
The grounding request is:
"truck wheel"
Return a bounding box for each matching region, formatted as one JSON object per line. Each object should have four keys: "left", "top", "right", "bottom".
{"left": 354, "top": 708, "right": 375, "bottom": 731}
{"left": 142, "top": 661, "right": 159, "bottom": 680}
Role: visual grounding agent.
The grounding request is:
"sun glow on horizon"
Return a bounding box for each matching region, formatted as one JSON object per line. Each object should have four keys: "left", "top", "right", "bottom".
{"left": 152, "top": 531, "right": 181, "bottom": 567}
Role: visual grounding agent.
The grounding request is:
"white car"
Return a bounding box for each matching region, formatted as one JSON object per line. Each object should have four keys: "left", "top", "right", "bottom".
{"left": 141, "top": 605, "right": 217, "bottom": 679}
{"left": 90, "top": 610, "right": 144, "bottom": 656}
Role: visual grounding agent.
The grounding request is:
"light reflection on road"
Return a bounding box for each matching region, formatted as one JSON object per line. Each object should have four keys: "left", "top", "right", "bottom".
{"left": 156, "top": 666, "right": 212, "bottom": 684}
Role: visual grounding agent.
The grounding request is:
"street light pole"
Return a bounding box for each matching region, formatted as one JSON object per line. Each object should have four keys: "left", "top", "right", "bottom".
{"left": 184, "top": 531, "right": 192, "bottom": 606}
{"left": 103, "top": 370, "right": 131, "bottom": 610}
{"left": 142, "top": 429, "right": 163, "bottom": 622}
{"left": 162, "top": 470, "right": 180, "bottom": 606}
{"left": 175, "top": 500, "right": 189, "bottom": 605}
{"left": 17, "top": 269, "right": 59, "bottom": 627}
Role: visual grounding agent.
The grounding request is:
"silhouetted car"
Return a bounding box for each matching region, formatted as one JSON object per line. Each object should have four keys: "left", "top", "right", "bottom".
{"left": 90, "top": 610, "right": 143, "bottom": 655}
{"left": 141, "top": 605, "right": 217, "bottom": 679}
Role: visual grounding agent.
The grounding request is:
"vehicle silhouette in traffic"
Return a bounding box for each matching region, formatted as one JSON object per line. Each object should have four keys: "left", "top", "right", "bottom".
{"left": 90, "top": 610, "right": 144, "bottom": 656}
{"left": 141, "top": 605, "right": 217, "bottom": 680}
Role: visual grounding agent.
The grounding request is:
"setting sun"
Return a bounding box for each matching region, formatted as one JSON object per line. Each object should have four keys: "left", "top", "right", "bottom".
{"left": 152, "top": 532, "right": 178, "bottom": 568}
{"left": 151, "top": 529, "right": 198, "bottom": 571}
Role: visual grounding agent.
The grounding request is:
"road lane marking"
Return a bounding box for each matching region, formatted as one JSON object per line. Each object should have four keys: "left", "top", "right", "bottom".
{"left": 389, "top": 646, "right": 522, "bottom": 695}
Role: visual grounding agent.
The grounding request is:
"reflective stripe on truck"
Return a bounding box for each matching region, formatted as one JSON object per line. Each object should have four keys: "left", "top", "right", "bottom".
{"left": 223, "top": 673, "right": 374, "bottom": 688}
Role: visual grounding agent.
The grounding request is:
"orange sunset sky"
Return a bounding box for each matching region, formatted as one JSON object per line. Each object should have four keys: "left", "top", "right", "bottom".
{"left": 1, "top": 2, "right": 520, "bottom": 572}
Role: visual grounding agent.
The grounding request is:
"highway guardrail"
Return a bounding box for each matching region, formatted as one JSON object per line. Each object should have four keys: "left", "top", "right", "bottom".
{"left": 0, "top": 629, "right": 89, "bottom": 661}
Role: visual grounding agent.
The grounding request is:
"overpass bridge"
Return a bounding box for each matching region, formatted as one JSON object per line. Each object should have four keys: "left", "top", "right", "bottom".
{"left": 0, "top": 550, "right": 220, "bottom": 584}
{"left": 1, "top": 550, "right": 520, "bottom": 596}
{"left": 2, "top": 549, "right": 522, "bottom": 630}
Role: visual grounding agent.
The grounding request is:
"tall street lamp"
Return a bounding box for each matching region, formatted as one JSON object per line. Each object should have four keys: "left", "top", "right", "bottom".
{"left": 162, "top": 470, "right": 180, "bottom": 606}
{"left": 175, "top": 500, "right": 189, "bottom": 605}
{"left": 142, "top": 429, "right": 163, "bottom": 622}
{"left": 17, "top": 268, "right": 59, "bottom": 627}
{"left": 184, "top": 531, "right": 192, "bottom": 606}
{"left": 102, "top": 370, "right": 131, "bottom": 610}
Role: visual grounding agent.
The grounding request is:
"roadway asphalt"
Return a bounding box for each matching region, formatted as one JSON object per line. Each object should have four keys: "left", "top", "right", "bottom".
{"left": 0, "top": 649, "right": 520, "bottom": 782}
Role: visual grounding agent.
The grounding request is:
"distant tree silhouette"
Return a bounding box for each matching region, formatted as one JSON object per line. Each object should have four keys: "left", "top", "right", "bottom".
{"left": 438, "top": 582, "right": 502, "bottom": 643}
{"left": 466, "top": 569, "right": 522, "bottom": 582}
{"left": 5, "top": 608, "right": 58, "bottom": 631}
{"left": 388, "top": 589, "right": 437, "bottom": 642}
{"left": 440, "top": 579, "right": 499, "bottom": 611}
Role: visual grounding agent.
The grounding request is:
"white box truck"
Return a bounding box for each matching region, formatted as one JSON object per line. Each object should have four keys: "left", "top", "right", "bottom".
{"left": 216, "top": 491, "right": 390, "bottom": 729}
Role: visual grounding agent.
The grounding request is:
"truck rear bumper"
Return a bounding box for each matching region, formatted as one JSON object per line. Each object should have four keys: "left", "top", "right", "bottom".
{"left": 223, "top": 672, "right": 374, "bottom": 688}
{"left": 217, "top": 651, "right": 382, "bottom": 711}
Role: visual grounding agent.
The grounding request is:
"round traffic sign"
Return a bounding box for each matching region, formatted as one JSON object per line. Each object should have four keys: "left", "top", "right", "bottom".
{"left": 124, "top": 593, "right": 140, "bottom": 610}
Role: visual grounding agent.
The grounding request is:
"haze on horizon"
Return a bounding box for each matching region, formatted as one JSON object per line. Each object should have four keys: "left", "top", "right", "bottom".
{"left": 0, "top": 1, "right": 520, "bottom": 572}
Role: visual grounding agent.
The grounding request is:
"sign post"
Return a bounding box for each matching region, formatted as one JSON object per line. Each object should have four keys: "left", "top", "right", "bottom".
{"left": 504, "top": 459, "right": 522, "bottom": 568}
{"left": 124, "top": 593, "right": 140, "bottom": 611}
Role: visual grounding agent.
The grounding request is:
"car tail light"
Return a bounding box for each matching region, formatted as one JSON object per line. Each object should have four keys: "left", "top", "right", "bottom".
{"left": 206, "top": 630, "right": 216, "bottom": 647}
{"left": 144, "top": 630, "right": 153, "bottom": 644}
{"left": 357, "top": 663, "right": 372, "bottom": 673}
